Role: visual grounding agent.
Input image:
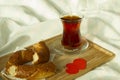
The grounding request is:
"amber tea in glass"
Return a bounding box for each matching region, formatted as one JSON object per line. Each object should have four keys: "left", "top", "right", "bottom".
{"left": 61, "top": 15, "right": 82, "bottom": 50}
{"left": 60, "top": 15, "right": 89, "bottom": 52}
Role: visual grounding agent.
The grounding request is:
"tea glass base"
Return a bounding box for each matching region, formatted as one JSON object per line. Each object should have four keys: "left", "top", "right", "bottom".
{"left": 52, "top": 37, "right": 89, "bottom": 55}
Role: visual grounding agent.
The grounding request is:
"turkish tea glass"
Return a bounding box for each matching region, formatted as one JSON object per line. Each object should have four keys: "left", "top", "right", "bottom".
{"left": 53, "top": 15, "right": 89, "bottom": 54}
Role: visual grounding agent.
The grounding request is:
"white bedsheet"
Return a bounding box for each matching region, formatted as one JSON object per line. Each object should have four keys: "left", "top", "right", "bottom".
{"left": 0, "top": 0, "right": 120, "bottom": 80}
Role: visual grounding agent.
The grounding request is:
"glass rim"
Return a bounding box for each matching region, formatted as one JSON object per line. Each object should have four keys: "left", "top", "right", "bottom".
{"left": 60, "top": 15, "right": 83, "bottom": 22}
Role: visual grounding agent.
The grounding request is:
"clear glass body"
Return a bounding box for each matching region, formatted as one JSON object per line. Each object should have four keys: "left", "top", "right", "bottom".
{"left": 61, "top": 15, "right": 82, "bottom": 50}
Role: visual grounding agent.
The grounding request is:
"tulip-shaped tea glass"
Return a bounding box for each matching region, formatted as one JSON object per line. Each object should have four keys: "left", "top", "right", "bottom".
{"left": 53, "top": 15, "right": 89, "bottom": 54}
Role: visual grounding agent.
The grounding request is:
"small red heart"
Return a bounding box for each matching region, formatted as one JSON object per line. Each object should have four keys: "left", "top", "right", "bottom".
{"left": 73, "top": 58, "right": 87, "bottom": 69}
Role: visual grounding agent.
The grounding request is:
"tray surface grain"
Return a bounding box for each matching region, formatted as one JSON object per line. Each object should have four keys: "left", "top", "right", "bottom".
{"left": 0, "top": 35, "right": 115, "bottom": 80}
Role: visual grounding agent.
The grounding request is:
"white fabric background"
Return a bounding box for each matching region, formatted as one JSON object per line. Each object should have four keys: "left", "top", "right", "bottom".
{"left": 0, "top": 0, "right": 120, "bottom": 80}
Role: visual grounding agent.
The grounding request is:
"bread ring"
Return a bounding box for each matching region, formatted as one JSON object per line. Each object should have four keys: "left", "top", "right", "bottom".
{"left": 5, "top": 41, "right": 56, "bottom": 79}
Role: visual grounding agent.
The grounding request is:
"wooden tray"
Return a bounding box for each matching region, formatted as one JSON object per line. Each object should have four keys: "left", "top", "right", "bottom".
{"left": 0, "top": 35, "right": 115, "bottom": 80}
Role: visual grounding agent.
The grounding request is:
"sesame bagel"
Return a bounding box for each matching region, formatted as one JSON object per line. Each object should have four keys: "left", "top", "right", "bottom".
{"left": 5, "top": 41, "right": 56, "bottom": 79}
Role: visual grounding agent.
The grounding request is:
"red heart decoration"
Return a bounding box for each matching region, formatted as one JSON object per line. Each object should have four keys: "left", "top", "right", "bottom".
{"left": 66, "top": 58, "right": 87, "bottom": 74}
{"left": 73, "top": 58, "right": 87, "bottom": 69}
